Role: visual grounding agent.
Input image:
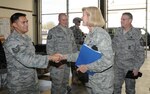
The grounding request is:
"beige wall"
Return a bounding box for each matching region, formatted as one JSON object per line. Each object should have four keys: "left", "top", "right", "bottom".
{"left": 0, "top": 0, "right": 34, "bottom": 41}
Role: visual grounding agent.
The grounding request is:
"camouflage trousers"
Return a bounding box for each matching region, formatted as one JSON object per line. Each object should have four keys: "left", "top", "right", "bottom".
{"left": 7, "top": 82, "right": 40, "bottom": 94}
{"left": 85, "top": 71, "right": 114, "bottom": 94}
{"left": 113, "top": 66, "right": 136, "bottom": 94}
{"left": 50, "top": 64, "right": 70, "bottom": 94}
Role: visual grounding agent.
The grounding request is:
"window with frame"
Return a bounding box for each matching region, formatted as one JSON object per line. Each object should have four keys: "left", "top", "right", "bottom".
{"left": 41, "top": 0, "right": 99, "bottom": 44}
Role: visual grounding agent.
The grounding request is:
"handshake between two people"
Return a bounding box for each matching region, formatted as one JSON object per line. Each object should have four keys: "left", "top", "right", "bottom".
{"left": 48, "top": 53, "right": 66, "bottom": 63}
{"left": 48, "top": 53, "right": 89, "bottom": 73}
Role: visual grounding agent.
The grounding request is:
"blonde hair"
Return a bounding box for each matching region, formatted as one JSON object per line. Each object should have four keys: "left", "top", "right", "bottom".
{"left": 82, "top": 6, "right": 105, "bottom": 27}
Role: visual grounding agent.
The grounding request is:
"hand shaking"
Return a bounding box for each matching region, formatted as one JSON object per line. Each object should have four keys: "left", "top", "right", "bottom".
{"left": 48, "top": 53, "right": 63, "bottom": 63}
{"left": 48, "top": 53, "right": 67, "bottom": 63}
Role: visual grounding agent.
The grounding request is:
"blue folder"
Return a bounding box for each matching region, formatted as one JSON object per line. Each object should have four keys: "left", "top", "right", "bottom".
{"left": 75, "top": 44, "right": 102, "bottom": 75}
{"left": 76, "top": 44, "right": 102, "bottom": 66}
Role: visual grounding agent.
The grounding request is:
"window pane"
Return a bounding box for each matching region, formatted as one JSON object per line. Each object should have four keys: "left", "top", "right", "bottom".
{"left": 42, "top": 15, "right": 58, "bottom": 27}
{"left": 42, "top": 14, "right": 59, "bottom": 44}
{"left": 42, "top": 0, "right": 66, "bottom": 14}
{"left": 108, "top": 0, "right": 146, "bottom": 10}
{"left": 69, "top": 0, "right": 98, "bottom": 12}
{"left": 108, "top": 10, "right": 146, "bottom": 28}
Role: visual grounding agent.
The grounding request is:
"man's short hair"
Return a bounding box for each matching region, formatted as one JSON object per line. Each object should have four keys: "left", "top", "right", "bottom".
{"left": 122, "top": 12, "right": 133, "bottom": 20}
{"left": 58, "top": 13, "right": 67, "bottom": 20}
{"left": 10, "top": 13, "right": 26, "bottom": 24}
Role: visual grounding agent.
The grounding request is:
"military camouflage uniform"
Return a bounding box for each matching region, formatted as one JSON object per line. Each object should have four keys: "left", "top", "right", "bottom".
{"left": 70, "top": 25, "right": 85, "bottom": 50}
{"left": 46, "top": 25, "right": 77, "bottom": 94}
{"left": 3, "top": 30, "right": 49, "bottom": 94}
{"left": 112, "top": 27, "right": 145, "bottom": 94}
{"left": 66, "top": 27, "right": 114, "bottom": 94}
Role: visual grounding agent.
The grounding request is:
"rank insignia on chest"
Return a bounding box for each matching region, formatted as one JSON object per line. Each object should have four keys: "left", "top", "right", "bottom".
{"left": 12, "top": 45, "right": 20, "bottom": 53}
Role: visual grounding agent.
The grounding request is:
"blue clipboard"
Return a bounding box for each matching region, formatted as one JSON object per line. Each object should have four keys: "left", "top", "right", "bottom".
{"left": 76, "top": 44, "right": 102, "bottom": 66}
{"left": 75, "top": 44, "right": 102, "bottom": 75}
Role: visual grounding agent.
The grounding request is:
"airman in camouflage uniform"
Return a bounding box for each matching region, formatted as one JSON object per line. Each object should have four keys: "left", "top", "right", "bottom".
{"left": 112, "top": 12, "right": 145, "bottom": 94}
{"left": 46, "top": 13, "right": 77, "bottom": 94}
{"left": 70, "top": 17, "right": 85, "bottom": 50}
{"left": 65, "top": 7, "right": 114, "bottom": 94}
{"left": 3, "top": 13, "right": 60, "bottom": 94}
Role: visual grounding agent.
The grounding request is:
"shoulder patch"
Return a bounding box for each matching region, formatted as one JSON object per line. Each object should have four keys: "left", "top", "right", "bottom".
{"left": 12, "top": 45, "right": 20, "bottom": 53}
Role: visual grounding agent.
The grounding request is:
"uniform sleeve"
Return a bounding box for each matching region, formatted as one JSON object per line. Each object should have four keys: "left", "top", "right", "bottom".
{"left": 112, "top": 28, "right": 119, "bottom": 52}
{"left": 66, "top": 52, "right": 79, "bottom": 62}
{"left": 4, "top": 39, "right": 49, "bottom": 68}
{"left": 86, "top": 35, "right": 114, "bottom": 72}
{"left": 65, "top": 30, "right": 78, "bottom": 61}
{"left": 134, "top": 30, "right": 145, "bottom": 70}
{"left": 46, "top": 29, "right": 56, "bottom": 55}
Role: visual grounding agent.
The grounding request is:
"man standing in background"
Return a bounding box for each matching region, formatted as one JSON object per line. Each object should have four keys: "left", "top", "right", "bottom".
{"left": 112, "top": 12, "right": 145, "bottom": 94}
{"left": 70, "top": 17, "right": 85, "bottom": 51}
{"left": 46, "top": 13, "right": 77, "bottom": 94}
